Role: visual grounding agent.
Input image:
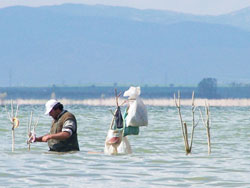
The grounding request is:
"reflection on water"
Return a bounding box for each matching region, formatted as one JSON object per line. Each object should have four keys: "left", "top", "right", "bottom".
{"left": 0, "top": 105, "right": 250, "bottom": 187}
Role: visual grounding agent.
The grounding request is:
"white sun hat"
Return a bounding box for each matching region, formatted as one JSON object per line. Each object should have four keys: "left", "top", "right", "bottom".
{"left": 44, "top": 99, "right": 59, "bottom": 115}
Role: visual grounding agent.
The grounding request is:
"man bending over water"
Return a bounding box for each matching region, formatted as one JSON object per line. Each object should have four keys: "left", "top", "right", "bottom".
{"left": 32, "top": 99, "right": 80, "bottom": 152}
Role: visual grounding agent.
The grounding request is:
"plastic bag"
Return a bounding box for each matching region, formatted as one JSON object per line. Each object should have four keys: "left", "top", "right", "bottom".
{"left": 104, "top": 130, "right": 132, "bottom": 155}
{"left": 117, "top": 136, "right": 132, "bottom": 154}
{"left": 105, "top": 129, "right": 122, "bottom": 146}
{"left": 27, "top": 131, "right": 36, "bottom": 144}
{"left": 114, "top": 106, "right": 123, "bottom": 129}
{"left": 123, "top": 126, "right": 139, "bottom": 136}
{"left": 124, "top": 86, "right": 141, "bottom": 99}
{"left": 126, "top": 97, "right": 148, "bottom": 127}
{"left": 124, "top": 86, "right": 148, "bottom": 127}
{"left": 123, "top": 109, "right": 140, "bottom": 136}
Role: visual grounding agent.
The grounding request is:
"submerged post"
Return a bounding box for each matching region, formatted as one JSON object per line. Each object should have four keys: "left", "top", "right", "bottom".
{"left": 5, "top": 100, "right": 19, "bottom": 152}
{"left": 200, "top": 101, "right": 211, "bottom": 154}
{"left": 174, "top": 91, "right": 199, "bottom": 155}
{"left": 174, "top": 91, "right": 189, "bottom": 154}
{"left": 27, "top": 111, "right": 33, "bottom": 151}
{"left": 189, "top": 91, "right": 199, "bottom": 152}
{"left": 27, "top": 111, "right": 39, "bottom": 151}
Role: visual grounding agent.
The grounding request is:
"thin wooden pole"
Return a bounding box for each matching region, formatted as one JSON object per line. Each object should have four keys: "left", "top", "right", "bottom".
{"left": 15, "top": 104, "right": 19, "bottom": 118}
{"left": 174, "top": 91, "right": 189, "bottom": 154}
{"left": 6, "top": 101, "right": 19, "bottom": 152}
{"left": 174, "top": 91, "right": 199, "bottom": 155}
{"left": 28, "top": 111, "right": 33, "bottom": 151}
{"left": 5, "top": 105, "right": 12, "bottom": 122}
{"left": 11, "top": 100, "right": 14, "bottom": 119}
{"left": 205, "top": 102, "right": 211, "bottom": 154}
{"left": 189, "top": 91, "right": 199, "bottom": 152}
{"left": 12, "top": 127, "right": 15, "bottom": 152}
{"left": 200, "top": 101, "right": 211, "bottom": 154}
{"left": 183, "top": 122, "right": 190, "bottom": 154}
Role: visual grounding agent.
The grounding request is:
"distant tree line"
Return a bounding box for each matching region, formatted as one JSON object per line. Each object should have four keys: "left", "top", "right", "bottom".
{"left": 1, "top": 78, "right": 250, "bottom": 99}
{"left": 197, "top": 78, "right": 218, "bottom": 99}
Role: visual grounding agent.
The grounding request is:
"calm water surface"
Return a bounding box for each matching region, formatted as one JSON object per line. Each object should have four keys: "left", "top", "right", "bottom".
{"left": 0, "top": 105, "right": 250, "bottom": 187}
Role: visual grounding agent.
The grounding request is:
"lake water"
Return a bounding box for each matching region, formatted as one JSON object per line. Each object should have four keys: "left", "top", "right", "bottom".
{"left": 0, "top": 104, "right": 250, "bottom": 187}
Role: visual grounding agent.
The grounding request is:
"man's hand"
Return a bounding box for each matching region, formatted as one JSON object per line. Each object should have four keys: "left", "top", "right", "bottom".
{"left": 42, "top": 135, "right": 52, "bottom": 142}
{"left": 41, "top": 132, "right": 70, "bottom": 142}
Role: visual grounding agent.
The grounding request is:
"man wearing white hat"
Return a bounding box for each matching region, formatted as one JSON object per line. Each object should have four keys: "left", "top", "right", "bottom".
{"left": 33, "top": 99, "right": 80, "bottom": 152}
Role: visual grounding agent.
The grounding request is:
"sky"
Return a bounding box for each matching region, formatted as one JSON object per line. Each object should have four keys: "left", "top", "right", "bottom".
{"left": 1, "top": 0, "right": 250, "bottom": 15}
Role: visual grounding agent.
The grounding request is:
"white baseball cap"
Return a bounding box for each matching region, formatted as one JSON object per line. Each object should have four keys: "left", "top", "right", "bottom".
{"left": 44, "top": 99, "right": 59, "bottom": 115}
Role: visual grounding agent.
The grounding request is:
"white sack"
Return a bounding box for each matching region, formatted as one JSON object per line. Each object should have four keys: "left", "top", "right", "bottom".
{"left": 124, "top": 86, "right": 148, "bottom": 127}
{"left": 126, "top": 97, "right": 148, "bottom": 127}
{"left": 104, "top": 136, "right": 132, "bottom": 155}
{"left": 123, "top": 86, "right": 141, "bottom": 99}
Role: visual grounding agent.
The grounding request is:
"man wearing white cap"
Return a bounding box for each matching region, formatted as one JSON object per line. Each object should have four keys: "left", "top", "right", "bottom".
{"left": 33, "top": 99, "right": 80, "bottom": 152}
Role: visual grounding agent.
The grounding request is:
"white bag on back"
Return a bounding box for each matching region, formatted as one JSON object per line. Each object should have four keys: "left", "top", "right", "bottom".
{"left": 124, "top": 86, "right": 148, "bottom": 127}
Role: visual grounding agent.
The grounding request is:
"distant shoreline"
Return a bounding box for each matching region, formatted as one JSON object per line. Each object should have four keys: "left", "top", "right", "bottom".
{"left": 2, "top": 98, "right": 250, "bottom": 107}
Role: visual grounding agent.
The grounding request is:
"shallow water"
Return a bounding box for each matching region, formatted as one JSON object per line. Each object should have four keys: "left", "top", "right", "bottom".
{"left": 0, "top": 105, "right": 250, "bottom": 187}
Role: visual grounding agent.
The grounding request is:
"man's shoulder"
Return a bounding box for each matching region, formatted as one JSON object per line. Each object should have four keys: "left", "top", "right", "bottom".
{"left": 64, "top": 110, "right": 74, "bottom": 116}
{"left": 62, "top": 111, "right": 76, "bottom": 120}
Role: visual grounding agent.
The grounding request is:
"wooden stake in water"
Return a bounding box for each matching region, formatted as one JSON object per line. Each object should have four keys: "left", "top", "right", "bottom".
{"left": 174, "top": 91, "right": 199, "bottom": 155}
{"left": 27, "top": 111, "right": 39, "bottom": 151}
{"left": 200, "top": 101, "right": 211, "bottom": 155}
{"left": 5, "top": 100, "right": 19, "bottom": 152}
{"left": 27, "top": 111, "right": 33, "bottom": 151}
